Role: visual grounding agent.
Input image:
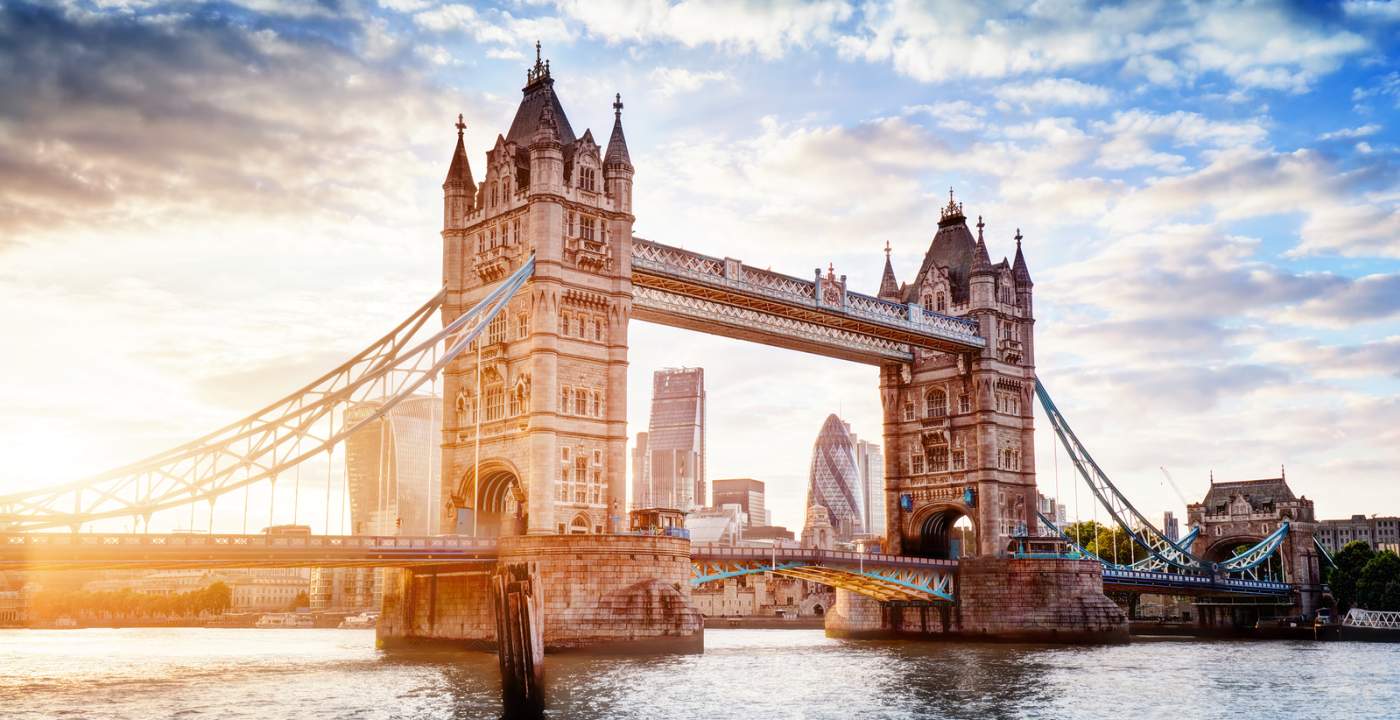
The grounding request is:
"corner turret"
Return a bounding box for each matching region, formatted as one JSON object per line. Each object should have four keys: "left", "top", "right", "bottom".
{"left": 443, "top": 114, "right": 476, "bottom": 230}
{"left": 529, "top": 95, "right": 564, "bottom": 194}
{"left": 877, "top": 241, "right": 900, "bottom": 300}
{"left": 604, "top": 93, "right": 634, "bottom": 213}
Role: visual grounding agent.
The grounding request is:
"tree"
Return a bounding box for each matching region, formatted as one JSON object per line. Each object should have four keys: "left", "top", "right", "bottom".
{"left": 1357, "top": 551, "right": 1400, "bottom": 611}
{"left": 1326, "top": 540, "right": 1375, "bottom": 613}
{"left": 287, "top": 591, "right": 309, "bottom": 611}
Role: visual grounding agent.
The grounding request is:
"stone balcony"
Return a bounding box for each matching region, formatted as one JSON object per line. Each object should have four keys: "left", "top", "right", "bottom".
{"left": 998, "top": 338, "right": 1023, "bottom": 362}
{"left": 473, "top": 243, "right": 521, "bottom": 281}
{"left": 565, "top": 235, "right": 611, "bottom": 272}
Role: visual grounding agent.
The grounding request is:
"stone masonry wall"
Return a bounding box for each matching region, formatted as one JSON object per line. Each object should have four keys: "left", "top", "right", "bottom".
{"left": 955, "top": 557, "right": 1126, "bottom": 642}
{"left": 378, "top": 534, "right": 703, "bottom": 653}
{"left": 825, "top": 557, "right": 1126, "bottom": 643}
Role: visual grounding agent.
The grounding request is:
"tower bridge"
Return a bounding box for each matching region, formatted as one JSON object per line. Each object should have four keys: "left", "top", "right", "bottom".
{"left": 0, "top": 47, "right": 1323, "bottom": 649}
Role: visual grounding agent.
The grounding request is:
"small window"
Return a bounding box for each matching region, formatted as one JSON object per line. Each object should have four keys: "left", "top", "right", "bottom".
{"left": 936, "top": 293, "right": 946, "bottom": 312}
{"left": 903, "top": 400, "right": 915, "bottom": 422}
{"left": 958, "top": 394, "right": 970, "bottom": 414}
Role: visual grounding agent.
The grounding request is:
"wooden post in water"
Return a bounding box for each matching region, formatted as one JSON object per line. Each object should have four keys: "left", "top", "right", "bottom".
{"left": 492, "top": 561, "right": 544, "bottom": 718}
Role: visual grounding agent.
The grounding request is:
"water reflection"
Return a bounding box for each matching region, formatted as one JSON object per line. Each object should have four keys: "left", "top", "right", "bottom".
{"left": 2, "top": 628, "right": 1399, "bottom": 720}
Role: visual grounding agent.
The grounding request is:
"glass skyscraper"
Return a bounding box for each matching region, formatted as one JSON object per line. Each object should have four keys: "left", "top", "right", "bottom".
{"left": 634, "top": 367, "right": 706, "bottom": 511}
{"left": 805, "top": 414, "right": 864, "bottom": 542}
{"left": 345, "top": 394, "right": 442, "bottom": 536}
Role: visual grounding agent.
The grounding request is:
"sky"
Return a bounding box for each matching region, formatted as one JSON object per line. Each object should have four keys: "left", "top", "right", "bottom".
{"left": 1, "top": 0, "right": 1398, "bottom": 535}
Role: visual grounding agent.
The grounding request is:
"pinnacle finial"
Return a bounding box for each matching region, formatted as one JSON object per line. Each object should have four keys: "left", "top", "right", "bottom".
{"left": 976, "top": 215, "right": 985, "bottom": 240}
{"left": 535, "top": 40, "right": 541, "bottom": 63}
{"left": 614, "top": 92, "right": 624, "bottom": 119}
{"left": 884, "top": 240, "right": 891, "bottom": 258}
{"left": 455, "top": 113, "right": 466, "bottom": 137}
{"left": 1015, "top": 227, "right": 1023, "bottom": 246}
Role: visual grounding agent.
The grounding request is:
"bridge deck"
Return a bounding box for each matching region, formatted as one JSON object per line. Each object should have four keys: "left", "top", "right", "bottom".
{"left": 630, "top": 238, "right": 985, "bottom": 364}
{"left": 1101, "top": 568, "right": 1292, "bottom": 597}
{"left": 0, "top": 533, "right": 499, "bottom": 572}
{"left": 2, "top": 533, "right": 1296, "bottom": 599}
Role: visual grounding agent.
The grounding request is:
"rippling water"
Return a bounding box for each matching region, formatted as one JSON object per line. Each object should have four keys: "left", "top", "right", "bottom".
{"left": 2, "top": 628, "right": 1396, "bottom": 719}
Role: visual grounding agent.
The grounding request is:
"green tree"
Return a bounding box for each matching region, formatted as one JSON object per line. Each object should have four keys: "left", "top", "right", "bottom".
{"left": 1357, "top": 551, "right": 1400, "bottom": 611}
{"left": 1326, "top": 540, "right": 1375, "bottom": 613}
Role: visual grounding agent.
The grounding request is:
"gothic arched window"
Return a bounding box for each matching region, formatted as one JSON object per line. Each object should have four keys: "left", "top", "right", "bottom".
{"left": 936, "top": 293, "right": 946, "bottom": 312}
{"left": 483, "top": 378, "right": 504, "bottom": 422}
{"left": 926, "top": 388, "right": 948, "bottom": 418}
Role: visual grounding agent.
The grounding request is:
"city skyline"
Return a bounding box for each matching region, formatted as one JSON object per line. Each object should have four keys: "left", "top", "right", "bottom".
{"left": 1, "top": 2, "right": 1399, "bottom": 537}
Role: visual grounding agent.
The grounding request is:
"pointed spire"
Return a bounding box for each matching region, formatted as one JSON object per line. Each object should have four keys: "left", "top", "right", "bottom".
{"left": 605, "top": 92, "right": 632, "bottom": 168}
{"left": 1011, "top": 228, "right": 1032, "bottom": 285}
{"left": 443, "top": 113, "right": 475, "bottom": 193}
{"left": 878, "top": 241, "right": 900, "bottom": 300}
{"left": 971, "top": 226, "right": 994, "bottom": 277}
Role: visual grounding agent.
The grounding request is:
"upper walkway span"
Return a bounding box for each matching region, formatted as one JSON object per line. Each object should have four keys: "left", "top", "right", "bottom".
{"left": 630, "top": 238, "right": 985, "bottom": 364}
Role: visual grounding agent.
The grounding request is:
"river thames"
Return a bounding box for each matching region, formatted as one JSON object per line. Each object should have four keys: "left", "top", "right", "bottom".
{"left": 2, "top": 628, "right": 1395, "bottom": 719}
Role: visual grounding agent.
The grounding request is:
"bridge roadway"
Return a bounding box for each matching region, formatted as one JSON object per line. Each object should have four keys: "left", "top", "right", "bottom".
{"left": 1, "top": 533, "right": 1292, "bottom": 601}
{"left": 630, "top": 238, "right": 986, "bottom": 365}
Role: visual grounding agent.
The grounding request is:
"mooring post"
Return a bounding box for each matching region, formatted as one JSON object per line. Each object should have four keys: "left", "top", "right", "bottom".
{"left": 493, "top": 561, "right": 544, "bottom": 718}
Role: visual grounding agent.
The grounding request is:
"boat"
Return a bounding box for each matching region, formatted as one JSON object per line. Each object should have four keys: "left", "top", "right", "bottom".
{"left": 338, "top": 612, "right": 378, "bottom": 629}
{"left": 255, "top": 612, "right": 315, "bottom": 629}
{"left": 1339, "top": 608, "right": 1400, "bottom": 642}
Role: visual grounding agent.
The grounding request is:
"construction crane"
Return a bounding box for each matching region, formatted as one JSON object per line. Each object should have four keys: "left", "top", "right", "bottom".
{"left": 1159, "top": 466, "right": 1190, "bottom": 508}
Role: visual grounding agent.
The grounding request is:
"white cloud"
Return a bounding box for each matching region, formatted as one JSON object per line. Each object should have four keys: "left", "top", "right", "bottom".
{"left": 378, "top": 0, "right": 433, "bottom": 12}
{"left": 1343, "top": 0, "right": 1400, "bottom": 21}
{"left": 414, "top": 44, "right": 455, "bottom": 65}
{"left": 903, "top": 101, "right": 986, "bottom": 132}
{"left": 995, "top": 78, "right": 1111, "bottom": 108}
{"left": 414, "top": 4, "right": 574, "bottom": 49}
{"left": 1091, "top": 110, "right": 1268, "bottom": 172}
{"left": 1101, "top": 147, "right": 1400, "bottom": 258}
{"left": 1320, "top": 124, "right": 1381, "bottom": 140}
{"left": 648, "top": 67, "right": 729, "bottom": 97}
{"left": 836, "top": 2, "right": 1366, "bottom": 93}
{"left": 554, "top": 0, "right": 853, "bottom": 59}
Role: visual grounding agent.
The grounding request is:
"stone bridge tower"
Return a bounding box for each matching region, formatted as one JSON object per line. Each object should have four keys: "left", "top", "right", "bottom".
{"left": 879, "top": 193, "right": 1037, "bottom": 559}
{"left": 1187, "top": 473, "right": 1322, "bottom": 614}
{"left": 439, "top": 47, "right": 634, "bottom": 537}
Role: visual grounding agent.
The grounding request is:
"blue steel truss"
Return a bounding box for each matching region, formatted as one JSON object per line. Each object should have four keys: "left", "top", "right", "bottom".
{"left": 1034, "top": 380, "right": 1207, "bottom": 571}
{"left": 1034, "top": 380, "right": 1294, "bottom": 579}
{"left": 0, "top": 256, "right": 536, "bottom": 531}
{"left": 690, "top": 550, "right": 955, "bottom": 603}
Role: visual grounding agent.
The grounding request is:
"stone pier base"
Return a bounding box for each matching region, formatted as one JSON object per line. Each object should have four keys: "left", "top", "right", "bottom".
{"left": 378, "top": 534, "right": 703, "bottom": 653}
{"left": 826, "top": 557, "right": 1128, "bottom": 643}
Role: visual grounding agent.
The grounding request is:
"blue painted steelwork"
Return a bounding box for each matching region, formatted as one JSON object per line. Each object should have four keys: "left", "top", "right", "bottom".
{"left": 1035, "top": 380, "right": 1207, "bottom": 571}
{"left": 1315, "top": 536, "right": 1337, "bottom": 569}
{"left": 692, "top": 561, "right": 806, "bottom": 585}
{"left": 1102, "top": 568, "right": 1291, "bottom": 596}
{"left": 1129, "top": 526, "right": 1201, "bottom": 571}
{"left": 1036, "top": 380, "right": 1292, "bottom": 580}
{"left": 1219, "top": 522, "right": 1290, "bottom": 577}
{"left": 689, "top": 547, "right": 956, "bottom": 602}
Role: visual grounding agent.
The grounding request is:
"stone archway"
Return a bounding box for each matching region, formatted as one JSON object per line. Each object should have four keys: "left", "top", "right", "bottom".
{"left": 1202, "top": 536, "right": 1262, "bottom": 564}
{"left": 454, "top": 459, "right": 525, "bottom": 537}
{"left": 908, "top": 504, "right": 975, "bottom": 560}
